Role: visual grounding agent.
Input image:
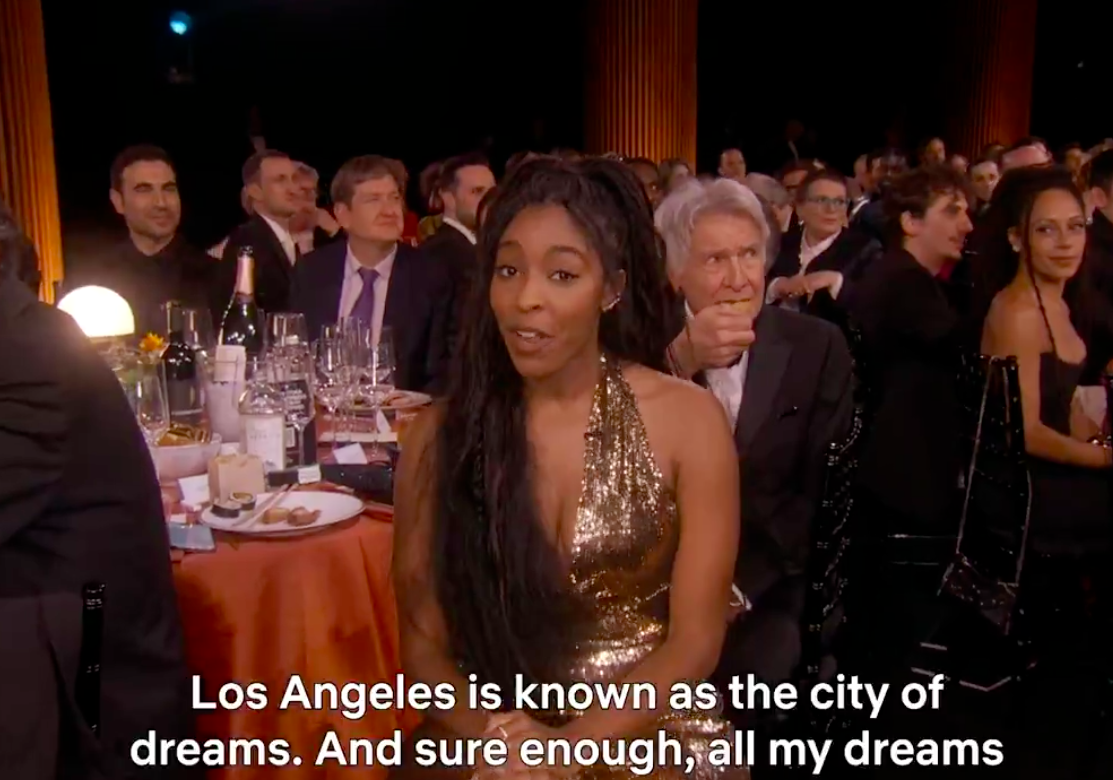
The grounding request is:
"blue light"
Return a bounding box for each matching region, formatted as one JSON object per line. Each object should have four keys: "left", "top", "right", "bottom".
{"left": 169, "top": 11, "right": 192, "bottom": 36}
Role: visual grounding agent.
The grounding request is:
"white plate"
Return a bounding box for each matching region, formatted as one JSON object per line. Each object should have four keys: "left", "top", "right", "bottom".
{"left": 201, "top": 491, "right": 365, "bottom": 536}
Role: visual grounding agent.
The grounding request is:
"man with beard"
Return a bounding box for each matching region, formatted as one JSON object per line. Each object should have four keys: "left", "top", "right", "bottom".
{"left": 70, "top": 146, "right": 211, "bottom": 336}
{"left": 420, "top": 152, "right": 496, "bottom": 335}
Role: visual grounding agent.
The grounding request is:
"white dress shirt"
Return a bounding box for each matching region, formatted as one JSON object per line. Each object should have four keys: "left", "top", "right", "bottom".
{"left": 338, "top": 244, "right": 396, "bottom": 347}
{"left": 687, "top": 303, "right": 749, "bottom": 429}
{"left": 442, "top": 216, "right": 477, "bottom": 245}
{"left": 259, "top": 213, "right": 298, "bottom": 266}
{"left": 767, "top": 228, "right": 844, "bottom": 305}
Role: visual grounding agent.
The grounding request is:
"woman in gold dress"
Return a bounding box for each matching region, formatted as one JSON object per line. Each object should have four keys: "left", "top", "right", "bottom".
{"left": 393, "top": 158, "right": 746, "bottom": 779}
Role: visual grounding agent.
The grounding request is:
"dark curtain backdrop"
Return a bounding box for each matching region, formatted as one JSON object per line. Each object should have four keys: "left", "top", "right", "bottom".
{"left": 42, "top": 0, "right": 1111, "bottom": 268}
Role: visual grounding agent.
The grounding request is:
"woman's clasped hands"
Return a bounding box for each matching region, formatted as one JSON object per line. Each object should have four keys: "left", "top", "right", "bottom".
{"left": 471, "top": 711, "right": 573, "bottom": 780}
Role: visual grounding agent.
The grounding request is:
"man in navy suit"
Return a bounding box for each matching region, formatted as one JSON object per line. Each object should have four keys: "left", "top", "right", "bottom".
{"left": 290, "top": 155, "right": 454, "bottom": 394}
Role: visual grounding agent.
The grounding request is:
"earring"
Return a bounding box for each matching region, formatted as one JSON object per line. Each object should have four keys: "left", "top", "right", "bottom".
{"left": 603, "top": 297, "right": 620, "bottom": 312}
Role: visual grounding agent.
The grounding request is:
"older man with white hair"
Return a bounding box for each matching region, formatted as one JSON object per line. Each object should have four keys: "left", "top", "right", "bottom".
{"left": 658, "top": 177, "right": 853, "bottom": 709}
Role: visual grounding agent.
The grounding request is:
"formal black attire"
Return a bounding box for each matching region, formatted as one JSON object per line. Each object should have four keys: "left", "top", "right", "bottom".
{"left": 421, "top": 221, "right": 477, "bottom": 345}
{"left": 767, "top": 228, "right": 882, "bottom": 325}
{"left": 0, "top": 278, "right": 196, "bottom": 779}
{"left": 698, "top": 307, "right": 853, "bottom": 698}
{"left": 210, "top": 214, "right": 296, "bottom": 321}
{"left": 290, "top": 241, "right": 454, "bottom": 394}
{"left": 66, "top": 235, "right": 212, "bottom": 338}
{"left": 847, "top": 248, "right": 963, "bottom": 530}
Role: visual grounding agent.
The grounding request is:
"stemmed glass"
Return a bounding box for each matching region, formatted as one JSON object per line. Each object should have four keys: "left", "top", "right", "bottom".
{"left": 268, "top": 312, "right": 309, "bottom": 351}
{"left": 315, "top": 338, "right": 352, "bottom": 450}
{"left": 121, "top": 364, "right": 171, "bottom": 473}
{"left": 361, "top": 332, "right": 397, "bottom": 459}
{"left": 181, "top": 307, "right": 215, "bottom": 357}
{"left": 270, "top": 344, "right": 316, "bottom": 466}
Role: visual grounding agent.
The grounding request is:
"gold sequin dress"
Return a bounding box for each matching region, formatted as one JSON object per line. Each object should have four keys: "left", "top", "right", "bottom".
{"left": 541, "top": 356, "right": 746, "bottom": 780}
{"left": 397, "top": 356, "right": 746, "bottom": 779}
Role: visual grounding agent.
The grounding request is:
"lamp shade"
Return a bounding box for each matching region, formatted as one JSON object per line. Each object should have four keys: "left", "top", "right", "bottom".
{"left": 57, "top": 286, "right": 135, "bottom": 338}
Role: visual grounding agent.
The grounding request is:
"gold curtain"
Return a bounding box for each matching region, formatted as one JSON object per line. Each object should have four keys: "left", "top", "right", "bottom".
{"left": 0, "top": 0, "right": 64, "bottom": 302}
{"left": 944, "top": 0, "right": 1039, "bottom": 156}
{"left": 585, "top": 0, "right": 698, "bottom": 165}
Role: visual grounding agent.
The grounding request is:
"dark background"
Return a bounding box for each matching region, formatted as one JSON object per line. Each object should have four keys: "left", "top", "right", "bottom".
{"left": 43, "top": 0, "right": 1113, "bottom": 260}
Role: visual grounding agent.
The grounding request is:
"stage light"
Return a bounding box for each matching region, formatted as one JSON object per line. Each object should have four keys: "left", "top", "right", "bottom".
{"left": 169, "top": 11, "right": 192, "bottom": 36}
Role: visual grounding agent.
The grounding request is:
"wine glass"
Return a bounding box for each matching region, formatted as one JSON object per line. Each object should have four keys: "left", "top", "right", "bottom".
{"left": 123, "top": 365, "right": 171, "bottom": 455}
{"left": 362, "top": 334, "right": 396, "bottom": 459}
{"left": 182, "top": 308, "right": 215, "bottom": 357}
{"left": 268, "top": 312, "right": 309, "bottom": 351}
{"left": 271, "top": 345, "right": 316, "bottom": 466}
{"left": 315, "top": 338, "right": 352, "bottom": 450}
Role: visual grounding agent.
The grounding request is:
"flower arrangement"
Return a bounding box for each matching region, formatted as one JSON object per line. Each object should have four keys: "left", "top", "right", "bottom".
{"left": 138, "top": 333, "right": 166, "bottom": 364}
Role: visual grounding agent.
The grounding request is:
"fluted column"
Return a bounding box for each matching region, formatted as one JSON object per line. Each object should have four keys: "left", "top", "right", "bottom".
{"left": 944, "top": 0, "right": 1039, "bottom": 157}
{"left": 0, "top": 0, "right": 64, "bottom": 302}
{"left": 585, "top": 0, "right": 698, "bottom": 165}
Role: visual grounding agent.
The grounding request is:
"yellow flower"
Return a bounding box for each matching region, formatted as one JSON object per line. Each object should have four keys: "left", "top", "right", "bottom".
{"left": 139, "top": 332, "right": 166, "bottom": 353}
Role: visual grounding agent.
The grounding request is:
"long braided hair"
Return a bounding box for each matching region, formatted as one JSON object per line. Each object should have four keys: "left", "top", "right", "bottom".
{"left": 430, "top": 157, "right": 678, "bottom": 695}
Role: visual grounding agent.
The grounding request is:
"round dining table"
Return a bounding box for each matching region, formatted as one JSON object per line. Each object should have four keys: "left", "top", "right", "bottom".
{"left": 171, "top": 486, "right": 420, "bottom": 779}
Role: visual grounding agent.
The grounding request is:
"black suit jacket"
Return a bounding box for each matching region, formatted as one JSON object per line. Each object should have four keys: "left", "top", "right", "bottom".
{"left": 290, "top": 241, "right": 454, "bottom": 394}
{"left": 690, "top": 306, "right": 853, "bottom": 603}
{"left": 421, "top": 223, "right": 477, "bottom": 348}
{"left": 731, "top": 307, "right": 853, "bottom": 601}
{"left": 846, "top": 248, "right": 962, "bottom": 529}
{"left": 210, "top": 214, "right": 295, "bottom": 322}
{"left": 421, "top": 222, "right": 476, "bottom": 278}
{"left": 0, "top": 279, "right": 196, "bottom": 778}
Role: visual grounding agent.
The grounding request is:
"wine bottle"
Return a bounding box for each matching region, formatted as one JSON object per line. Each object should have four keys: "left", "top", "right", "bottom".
{"left": 162, "top": 328, "right": 205, "bottom": 427}
{"left": 219, "top": 248, "right": 264, "bottom": 356}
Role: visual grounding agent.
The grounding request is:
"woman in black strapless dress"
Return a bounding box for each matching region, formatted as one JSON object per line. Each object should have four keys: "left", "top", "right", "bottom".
{"left": 979, "top": 168, "right": 1112, "bottom": 553}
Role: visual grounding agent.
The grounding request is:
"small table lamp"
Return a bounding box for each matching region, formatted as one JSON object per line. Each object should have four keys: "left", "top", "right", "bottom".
{"left": 57, "top": 286, "right": 135, "bottom": 339}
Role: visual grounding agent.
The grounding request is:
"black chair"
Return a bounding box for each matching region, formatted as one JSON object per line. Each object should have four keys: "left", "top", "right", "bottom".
{"left": 910, "top": 354, "right": 1034, "bottom": 693}
{"left": 795, "top": 404, "right": 865, "bottom": 735}
{"left": 75, "top": 582, "right": 105, "bottom": 737}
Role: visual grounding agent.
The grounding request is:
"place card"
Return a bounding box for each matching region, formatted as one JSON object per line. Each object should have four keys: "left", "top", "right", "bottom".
{"left": 167, "top": 513, "right": 190, "bottom": 525}
{"left": 297, "top": 464, "right": 322, "bottom": 485}
{"left": 333, "top": 443, "right": 369, "bottom": 465}
{"left": 178, "top": 475, "right": 211, "bottom": 508}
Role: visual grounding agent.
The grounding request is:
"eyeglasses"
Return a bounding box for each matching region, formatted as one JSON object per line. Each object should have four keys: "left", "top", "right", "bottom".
{"left": 806, "top": 196, "right": 848, "bottom": 211}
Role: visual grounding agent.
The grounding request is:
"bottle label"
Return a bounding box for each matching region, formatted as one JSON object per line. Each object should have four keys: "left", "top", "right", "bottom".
{"left": 213, "top": 345, "right": 246, "bottom": 383}
{"left": 241, "top": 413, "right": 286, "bottom": 472}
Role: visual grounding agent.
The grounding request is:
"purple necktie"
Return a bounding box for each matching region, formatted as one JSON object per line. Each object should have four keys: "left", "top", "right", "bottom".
{"left": 351, "top": 267, "right": 379, "bottom": 325}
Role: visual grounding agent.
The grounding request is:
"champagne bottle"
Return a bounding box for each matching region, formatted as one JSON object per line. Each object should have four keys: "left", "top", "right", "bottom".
{"left": 219, "top": 248, "right": 264, "bottom": 356}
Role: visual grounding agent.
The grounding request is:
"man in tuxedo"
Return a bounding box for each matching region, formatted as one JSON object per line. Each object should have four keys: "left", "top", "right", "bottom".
{"left": 210, "top": 149, "right": 301, "bottom": 320}
{"left": 421, "top": 153, "right": 495, "bottom": 338}
{"left": 421, "top": 152, "right": 494, "bottom": 278}
{"left": 66, "top": 145, "right": 212, "bottom": 336}
{"left": 656, "top": 178, "right": 852, "bottom": 699}
{"left": 0, "top": 209, "right": 196, "bottom": 778}
{"left": 291, "top": 155, "right": 454, "bottom": 394}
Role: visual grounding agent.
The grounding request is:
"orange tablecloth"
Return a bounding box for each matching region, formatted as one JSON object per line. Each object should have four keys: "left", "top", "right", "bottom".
{"left": 173, "top": 501, "right": 420, "bottom": 778}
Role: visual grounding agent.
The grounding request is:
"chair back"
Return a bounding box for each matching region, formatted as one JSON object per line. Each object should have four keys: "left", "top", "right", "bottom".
{"left": 798, "top": 404, "right": 865, "bottom": 683}
{"left": 955, "top": 354, "right": 1030, "bottom": 584}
